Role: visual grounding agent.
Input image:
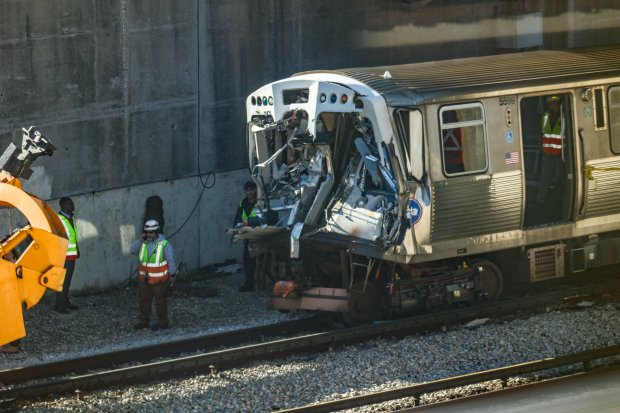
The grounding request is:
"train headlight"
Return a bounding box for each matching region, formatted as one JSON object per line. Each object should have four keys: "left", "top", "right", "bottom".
{"left": 330, "top": 93, "right": 337, "bottom": 103}
{"left": 341, "top": 94, "right": 348, "bottom": 104}
{"left": 257, "top": 96, "right": 262, "bottom": 106}
{"left": 251, "top": 96, "right": 256, "bottom": 105}
{"left": 319, "top": 93, "right": 327, "bottom": 103}
{"left": 268, "top": 96, "right": 274, "bottom": 105}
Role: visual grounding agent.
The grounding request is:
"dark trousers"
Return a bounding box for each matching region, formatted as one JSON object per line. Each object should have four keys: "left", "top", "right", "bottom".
{"left": 537, "top": 154, "right": 564, "bottom": 204}
{"left": 243, "top": 241, "right": 255, "bottom": 287}
{"left": 138, "top": 281, "right": 169, "bottom": 326}
{"left": 55, "top": 260, "right": 76, "bottom": 308}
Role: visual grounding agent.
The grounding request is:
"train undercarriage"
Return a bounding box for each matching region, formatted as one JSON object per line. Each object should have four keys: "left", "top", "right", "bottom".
{"left": 239, "top": 102, "right": 505, "bottom": 324}
{"left": 236, "top": 107, "right": 506, "bottom": 323}
{"left": 249, "top": 233, "right": 504, "bottom": 325}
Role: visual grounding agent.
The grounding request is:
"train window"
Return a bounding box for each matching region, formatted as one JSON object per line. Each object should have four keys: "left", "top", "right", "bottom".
{"left": 593, "top": 86, "right": 607, "bottom": 131}
{"left": 439, "top": 103, "right": 487, "bottom": 175}
{"left": 282, "top": 88, "right": 309, "bottom": 104}
{"left": 395, "top": 110, "right": 410, "bottom": 161}
{"left": 609, "top": 87, "right": 620, "bottom": 153}
{"left": 395, "top": 109, "right": 424, "bottom": 181}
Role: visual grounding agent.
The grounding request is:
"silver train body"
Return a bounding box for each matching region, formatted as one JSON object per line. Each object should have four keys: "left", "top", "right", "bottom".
{"left": 242, "top": 46, "right": 620, "bottom": 322}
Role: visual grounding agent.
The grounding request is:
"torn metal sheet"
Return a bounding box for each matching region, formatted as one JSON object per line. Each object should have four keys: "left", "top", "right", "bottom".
{"left": 215, "top": 263, "right": 241, "bottom": 274}
{"left": 290, "top": 222, "right": 304, "bottom": 258}
{"left": 230, "top": 226, "right": 285, "bottom": 241}
{"left": 245, "top": 108, "right": 400, "bottom": 252}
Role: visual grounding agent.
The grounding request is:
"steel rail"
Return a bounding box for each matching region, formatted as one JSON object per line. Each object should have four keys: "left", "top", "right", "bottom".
{"left": 0, "top": 316, "right": 331, "bottom": 385}
{"left": 1, "top": 279, "right": 618, "bottom": 404}
{"left": 279, "top": 345, "right": 620, "bottom": 413}
{"left": 405, "top": 364, "right": 620, "bottom": 413}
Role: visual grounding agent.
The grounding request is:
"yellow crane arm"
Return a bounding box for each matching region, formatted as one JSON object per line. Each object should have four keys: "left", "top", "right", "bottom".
{"left": 0, "top": 127, "right": 68, "bottom": 346}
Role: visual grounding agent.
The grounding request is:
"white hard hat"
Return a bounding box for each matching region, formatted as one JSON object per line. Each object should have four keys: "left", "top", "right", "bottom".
{"left": 144, "top": 220, "right": 160, "bottom": 232}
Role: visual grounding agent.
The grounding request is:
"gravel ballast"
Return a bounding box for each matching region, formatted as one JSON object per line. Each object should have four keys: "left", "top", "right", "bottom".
{"left": 7, "top": 290, "right": 620, "bottom": 412}
{"left": 0, "top": 269, "right": 289, "bottom": 371}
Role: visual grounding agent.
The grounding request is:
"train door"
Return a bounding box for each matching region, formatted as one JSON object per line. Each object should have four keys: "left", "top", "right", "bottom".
{"left": 521, "top": 93, "right": 575, "bottom": 227}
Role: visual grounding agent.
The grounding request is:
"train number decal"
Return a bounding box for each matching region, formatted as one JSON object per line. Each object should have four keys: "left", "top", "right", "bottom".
{"left": 499, "top": 96, "right": 516, "bottom": 106}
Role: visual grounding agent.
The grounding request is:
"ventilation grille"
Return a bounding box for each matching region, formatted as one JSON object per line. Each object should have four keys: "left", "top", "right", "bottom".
{"left": 584, "top": 158, "right": 620, "bottom": 218}
{"left": 528, "top": 244, "right": 565, "bottom": 282}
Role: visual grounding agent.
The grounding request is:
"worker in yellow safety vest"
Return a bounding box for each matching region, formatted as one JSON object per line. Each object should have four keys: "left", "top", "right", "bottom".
{"left": 130, "top": 219, "right": 177, "bottom": 330}
{"left": 233, "top": 181, "right": 261, "bottom": 292}
{"left": 536, "top": 95, "right": 565, "bottom": 206}
{"left": 55, "top": 197, "right": 80, "bottom": 314}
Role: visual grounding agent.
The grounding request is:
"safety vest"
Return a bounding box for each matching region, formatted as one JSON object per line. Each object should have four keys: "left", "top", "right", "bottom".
{"left": 240, "top": 200, "right": 260, "bottom": 223}
{"left": 138, "top": 240, "right": 170, "bottom": 284}
{"left": 58, "top": 213, "right": 79, "bottom": 260}
{"left": 541, "top": 112, "right": 563, "bottom": 156}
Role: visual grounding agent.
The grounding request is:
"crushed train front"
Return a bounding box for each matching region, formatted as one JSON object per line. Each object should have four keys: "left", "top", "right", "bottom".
{"left": 238, "top": 74, "right": 425, "bottom": 318}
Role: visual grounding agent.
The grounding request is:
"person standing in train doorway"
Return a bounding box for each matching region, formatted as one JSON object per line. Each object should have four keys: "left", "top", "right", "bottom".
{"left": 55, "top": 197, "right": 80, "bottom": 314}
{"left": 536, "top": 95, "right": 565, "bottom": 216}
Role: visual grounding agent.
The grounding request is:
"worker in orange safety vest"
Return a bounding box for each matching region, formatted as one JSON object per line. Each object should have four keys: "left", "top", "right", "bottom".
{"left": 130, "top": 219, "right": 177, "bottom": 330}
{"left": 536, "top": 95, "right": 565, "bottom": 206}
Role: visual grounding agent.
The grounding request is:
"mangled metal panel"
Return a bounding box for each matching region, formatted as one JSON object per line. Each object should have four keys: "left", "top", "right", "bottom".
{"left": 243, "top": 78, "right": 404, "bottom": 254}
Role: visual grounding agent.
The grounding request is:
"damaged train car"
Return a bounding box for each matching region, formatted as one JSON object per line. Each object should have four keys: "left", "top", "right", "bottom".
{"left": 237, "top": 46, "right": 620, "bottom": 324}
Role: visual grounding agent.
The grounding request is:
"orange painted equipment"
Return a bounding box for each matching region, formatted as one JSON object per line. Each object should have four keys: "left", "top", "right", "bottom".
{"left": 273, "top": 280, "right": 298, "bottom": 298}
{"left": 0, "top": 127, "right": 68, "bottom": 346}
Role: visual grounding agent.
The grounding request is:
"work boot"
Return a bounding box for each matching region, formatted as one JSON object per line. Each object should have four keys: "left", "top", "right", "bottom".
{"left": 54, "top": 305, "right": 69, "bottom": 314}
{"left": 0, "top": 344, "right": 19, "bottom": 353}
{"left": 66, "top": 302, "right": 79, "bottom": 310}
{"left": 134, "top": 322, "right": 148, "bottom": 330}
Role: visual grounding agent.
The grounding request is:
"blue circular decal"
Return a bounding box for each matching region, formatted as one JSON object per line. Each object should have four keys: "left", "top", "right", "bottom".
{"left": 407, "top": 199, "right": 423, "bottom": 226}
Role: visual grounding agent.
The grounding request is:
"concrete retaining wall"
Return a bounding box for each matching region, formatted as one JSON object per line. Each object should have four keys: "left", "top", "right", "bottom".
{"left": 47, "top": 169, "right": 246, "bottom": 291}
{"left": 0, "top": 0, "right": 619, "bottom": 290}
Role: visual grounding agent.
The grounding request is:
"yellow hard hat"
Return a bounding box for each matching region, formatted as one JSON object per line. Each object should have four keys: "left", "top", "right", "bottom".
{"left": 546, "top": 95, "right": 561, "bottom": 103}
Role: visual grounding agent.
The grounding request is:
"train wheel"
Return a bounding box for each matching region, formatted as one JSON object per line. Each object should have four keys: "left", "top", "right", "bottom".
{"left": 471, "top": 259, "right": 504, "bottom": 301}
{"left": 343, "top": 282, "right": 385, "bottom": 326}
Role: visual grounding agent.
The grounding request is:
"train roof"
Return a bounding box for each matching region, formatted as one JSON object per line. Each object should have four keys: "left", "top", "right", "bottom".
{"left": 296, "top": 45, "right": 620, "bottom": 106}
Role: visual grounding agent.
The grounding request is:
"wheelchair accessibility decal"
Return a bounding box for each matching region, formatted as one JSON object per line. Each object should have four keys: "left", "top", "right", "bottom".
{"left": 407, "top": 199, "right": 423, "bottom": 226}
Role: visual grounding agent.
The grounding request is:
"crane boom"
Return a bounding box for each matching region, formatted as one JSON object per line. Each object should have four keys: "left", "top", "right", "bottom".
{"left": 0, "top": 127, "right": 68, "bottom": 346}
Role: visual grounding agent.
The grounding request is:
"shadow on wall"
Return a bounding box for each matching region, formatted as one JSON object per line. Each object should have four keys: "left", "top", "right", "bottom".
{"left": 58, "top": 195, "right": 145, "bottom": 292}
{"left": 143, "top": 195, "right": 165, "bottom": 233}
{"left": 1, "top": 169, "right": 248, "bottom": 292}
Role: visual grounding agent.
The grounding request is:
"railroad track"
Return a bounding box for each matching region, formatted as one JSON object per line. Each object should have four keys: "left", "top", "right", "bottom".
{"left": 280, "top": 345, "right": 620, "bottom": 412}
{"left": 0, "top": 316, "right": 332, "bottom": 386}
{"left": 1, "top": 278, "right": 619, "bottom": 405}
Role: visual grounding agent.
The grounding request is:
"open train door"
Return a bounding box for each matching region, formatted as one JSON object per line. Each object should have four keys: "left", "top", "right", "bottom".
{"left": 521, "top": 93, "right": 576, "bottom": 227}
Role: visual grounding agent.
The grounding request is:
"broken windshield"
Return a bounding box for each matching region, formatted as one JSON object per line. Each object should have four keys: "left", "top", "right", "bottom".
{"left": 248, "top": 110, "right": 400, "bottom": 245}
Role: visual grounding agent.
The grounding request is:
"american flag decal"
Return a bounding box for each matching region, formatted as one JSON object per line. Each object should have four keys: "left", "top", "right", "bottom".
{"left": 505, "top": 151, "right": 519, "bottom": 164}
